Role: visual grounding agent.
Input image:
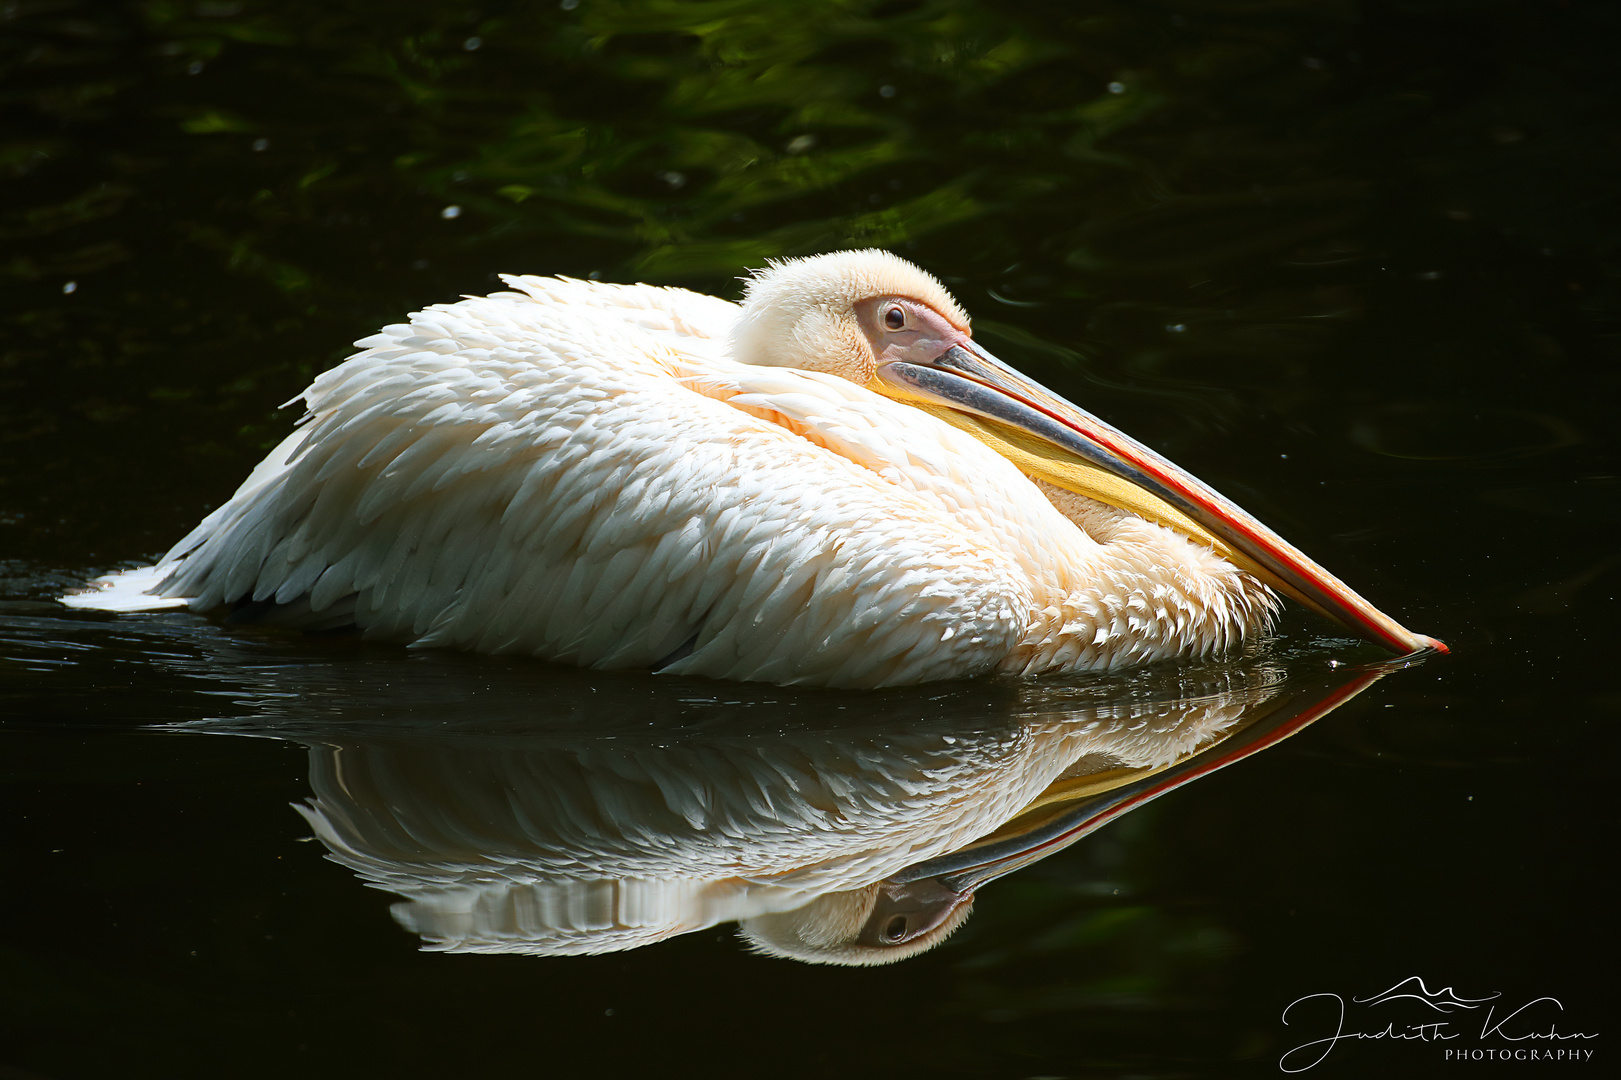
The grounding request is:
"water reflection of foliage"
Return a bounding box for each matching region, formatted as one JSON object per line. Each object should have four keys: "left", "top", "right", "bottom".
{"left": 3, "top": 0, "right": 1612, "bottom": 565}
{"left": 10, "top": 0, "right": 1609, "bottom": 294}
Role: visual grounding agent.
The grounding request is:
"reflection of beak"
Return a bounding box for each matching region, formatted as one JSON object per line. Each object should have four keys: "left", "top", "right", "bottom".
{"left": 874, "top": 341, "right": 1447, "bottom": 656}
{"left": 886, "top": 660, "right": 1399, "bottom": 895}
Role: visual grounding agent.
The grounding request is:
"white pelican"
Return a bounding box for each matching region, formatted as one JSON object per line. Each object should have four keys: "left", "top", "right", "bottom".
{"left": 285, "top": 663, "right": 1291, "bottom": 962}
{"left": 280, "top": 661, "right": 1391, "bottom": 964}
{"left": 66, "top": 250, "right": 1444, "bottom": 686}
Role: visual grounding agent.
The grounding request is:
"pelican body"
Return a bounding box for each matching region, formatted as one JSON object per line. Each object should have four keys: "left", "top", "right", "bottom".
{"left": 66, "top": 250, "right": 1443, "bottom": 686}
{"left": 285, "top": 662, "right": 1335, "bottom": 964}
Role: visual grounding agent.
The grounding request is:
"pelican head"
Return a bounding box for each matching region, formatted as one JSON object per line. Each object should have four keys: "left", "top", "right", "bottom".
{"left": 738, "top": 879, "right": 975, "bottom": 967}
{"left": 731, "top": 249, "right": 971, "bottom": 383}
{"left": 731, "top": 249, "right": 1445, "bottom": 657}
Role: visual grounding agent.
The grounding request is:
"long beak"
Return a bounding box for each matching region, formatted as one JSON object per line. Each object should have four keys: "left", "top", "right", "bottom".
{"left": 884, "top": 660, "right": 1396, "bottom": 896}
{"left": 874, "top": 341, "right": 1446, "bottom": 657}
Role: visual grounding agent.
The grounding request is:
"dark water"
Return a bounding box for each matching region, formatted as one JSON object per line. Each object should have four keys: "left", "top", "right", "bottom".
{"left": 2, "top": 1, "right": 1615, "bottom": 1076}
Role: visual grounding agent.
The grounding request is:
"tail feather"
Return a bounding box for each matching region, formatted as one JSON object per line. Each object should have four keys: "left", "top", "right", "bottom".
{"left": 60, "top": 565, "right": 192, "bottom": 612}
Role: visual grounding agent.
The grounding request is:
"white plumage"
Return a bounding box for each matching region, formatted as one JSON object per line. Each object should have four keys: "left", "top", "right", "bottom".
{"left": 67, "top": 250, "right": 1439, "bottom": 686}
{"left": 289, "top": 668, "right": 1280, "bottom": 962}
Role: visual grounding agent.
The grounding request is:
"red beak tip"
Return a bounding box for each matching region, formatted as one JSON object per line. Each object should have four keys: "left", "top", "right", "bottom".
{"left": 1415, "top": 634, "right": 1450, "bottom": 656}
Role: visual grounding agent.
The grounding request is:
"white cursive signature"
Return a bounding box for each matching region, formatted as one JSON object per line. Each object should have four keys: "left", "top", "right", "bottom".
{"left": 1279, "top": 976, "right": 1597, "bottom": 1073}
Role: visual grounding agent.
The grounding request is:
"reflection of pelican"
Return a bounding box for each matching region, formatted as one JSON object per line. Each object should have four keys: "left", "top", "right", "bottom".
{"left": 275, "top": 661, "right": 1394, "bottom": 965}
{"left": 67, "top": 250, "right": 1442, "bottom": 686}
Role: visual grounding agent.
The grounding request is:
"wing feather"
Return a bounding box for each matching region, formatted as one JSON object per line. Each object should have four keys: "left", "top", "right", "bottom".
{"left": 75, "top": 277, "right": 1067, "bottom": 686}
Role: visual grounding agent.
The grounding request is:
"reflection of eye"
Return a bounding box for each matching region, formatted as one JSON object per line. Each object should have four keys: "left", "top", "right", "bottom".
{"left": 883, "top": 915, "right": 908, "bottom": 942}
{"left": 884, "top": 306, "right": 905, "bottom": 331}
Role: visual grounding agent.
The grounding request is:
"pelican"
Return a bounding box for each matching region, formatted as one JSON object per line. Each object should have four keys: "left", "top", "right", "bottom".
{"left": 273, "top": 659, "right": 1393, "bottom": 964}
{"left": 283, "top": 662, "right": 1302, "bottom": 962}
{"left": 65, "top": 250, "right": 1444, "bottom": 686}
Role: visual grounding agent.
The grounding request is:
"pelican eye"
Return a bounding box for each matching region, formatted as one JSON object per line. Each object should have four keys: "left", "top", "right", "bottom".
{"left": 883, "top": 305, "right": 905, "bottom": 331}
{"left": 882, "top": 915, "right": 908, "bottom": 942}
